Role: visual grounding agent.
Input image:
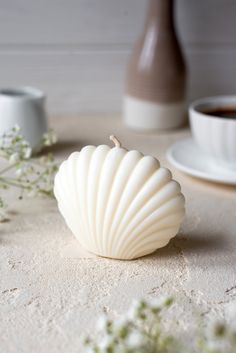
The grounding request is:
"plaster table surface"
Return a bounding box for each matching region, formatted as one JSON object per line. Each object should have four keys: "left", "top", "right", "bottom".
{"left": 1, "top": 115, "right": 236, "bottom": 353}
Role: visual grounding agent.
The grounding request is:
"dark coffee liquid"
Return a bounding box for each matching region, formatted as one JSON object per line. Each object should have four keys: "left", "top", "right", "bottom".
{"left": 203, "top": 107, "right": 236, "bottom": 119}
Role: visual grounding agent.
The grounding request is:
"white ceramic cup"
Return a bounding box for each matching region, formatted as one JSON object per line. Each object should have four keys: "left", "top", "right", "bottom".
{"left": 0, "top": 86, "right": 48, "bottom": 152}
{"left": 189, "top": 96, "right": 236, "bottom": 170}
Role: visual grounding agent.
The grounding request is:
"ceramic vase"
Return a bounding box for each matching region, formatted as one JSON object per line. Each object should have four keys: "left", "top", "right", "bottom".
{"left": 124, "top": 0, "right": 186, "bottom": 131}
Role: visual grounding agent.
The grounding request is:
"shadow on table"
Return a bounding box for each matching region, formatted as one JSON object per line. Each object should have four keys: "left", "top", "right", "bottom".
{"left": 41, "top": 139, "right": 88, "bottom": 156}
{"left": 176, "top": 172, "right": 236, "bottom": 194}
{"left": 149, "top": 230, "right": 227, "bottom": 259}
{"left": 174, "top": 231, "right": 226, "bottom": 253}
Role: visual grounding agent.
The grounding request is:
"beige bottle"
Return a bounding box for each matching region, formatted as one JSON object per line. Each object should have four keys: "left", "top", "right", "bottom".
{"left": 124, "top": 0, "right": 186, "bottom": 131}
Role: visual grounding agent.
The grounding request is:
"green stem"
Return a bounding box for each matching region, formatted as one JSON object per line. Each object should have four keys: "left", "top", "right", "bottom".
{"left": 0, "top": 176, "right": 54, "bottom": 197}
{"left": 0, "top": 163, "right": 17, "bottom": 175}
{"left": 31, "top": 170, "right": 48, "bottom": 185}
{"left": 0, "top": 177, "right": 30, "bottom": 190}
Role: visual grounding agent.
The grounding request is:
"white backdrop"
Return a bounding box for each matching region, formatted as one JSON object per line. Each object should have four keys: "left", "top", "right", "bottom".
{"left": 0, "top": 0, "right": 235, "bottom": 114}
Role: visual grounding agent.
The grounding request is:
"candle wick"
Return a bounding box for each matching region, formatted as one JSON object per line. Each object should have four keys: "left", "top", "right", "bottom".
{"left": 110, "top": 135, "right": 122, "bottom": 148}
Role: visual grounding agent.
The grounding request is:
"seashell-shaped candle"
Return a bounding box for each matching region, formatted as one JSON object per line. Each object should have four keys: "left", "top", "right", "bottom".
{"left": 54, "top": 136, "right": 185, "bottom": 260}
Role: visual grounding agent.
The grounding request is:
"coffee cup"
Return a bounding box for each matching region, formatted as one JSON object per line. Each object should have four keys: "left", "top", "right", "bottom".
{"left": 0, "top": 86, "right": 48, "bottom": 152}
{"left": 189, "top": 96, "right": 236, "bottom": 170}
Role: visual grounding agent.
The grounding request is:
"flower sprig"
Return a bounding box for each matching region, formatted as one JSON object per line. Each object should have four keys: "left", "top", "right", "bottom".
{"left": 0, "top": 126, "right": 58, "bottom": 220}
{"left": 83, "top": 297, "right": 236, "bottom": 353}
{"left": 84, "top": 297, "right": 175, "bottom": 353}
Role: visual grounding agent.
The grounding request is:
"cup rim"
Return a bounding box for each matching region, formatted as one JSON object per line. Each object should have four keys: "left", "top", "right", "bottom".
{"left": 189, "top": 95, "right": 236, "bottom": 123}
{"left": 0, "top": 86, "right": 45, "bottom": 100}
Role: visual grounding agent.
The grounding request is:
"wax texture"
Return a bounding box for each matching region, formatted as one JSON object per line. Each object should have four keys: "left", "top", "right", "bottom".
{"left": 54, "top": 145, "right": 185, "bottom": 260}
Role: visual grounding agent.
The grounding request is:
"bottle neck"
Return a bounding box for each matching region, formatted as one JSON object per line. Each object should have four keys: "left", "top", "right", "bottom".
{"left": 144, "top": 0, "right": 174, "bottom": 30}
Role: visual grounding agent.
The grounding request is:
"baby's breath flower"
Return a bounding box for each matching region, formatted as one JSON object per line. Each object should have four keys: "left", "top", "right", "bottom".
{"left": 113, "top": 318, "right": 129, "bottom": 339}
{"left": 206, "top": 319, "right": 228, "bottom": 343}
{"left": 15, "top": 164, "right": 34, "bottom": 178}
{"left": 86, "top": 347, "right": 99, "bottom": 353}
{"left": 97, "top": 315, "right": 113, "bottom": 336}
{"left": 42, "top": 129, "right": 58, "bottom": 146}
{"left": 82, "top": 335, "right": 91, "bottom": 346}
{"left": 125, "top": 331, "right": 143, "bottom": 348}
{"left": 0, "top": 126, "right": 58, "bottom": 220}
{"left": 12, "top": 125, "right": 20, "bottom": 133}
{"left": 9, "top": 152, "right": 20, "bottom": 164}
{"left": 15, "top": 167, "right": 24, "bottom": 177}
{"left": 213, "top": 322, "right": 227, "bottom": 338}
{"left": 98, "top": 336, "right": 115, "bottom": 352}
{"left": 150, "top": 296, "right": 173, "bottom": 314}
{"left": 127, "top": 299, "right": 147, "bottom": 321}
{"left": 24, "top": 146, "right": 32, "bottom": 159}
{"left": 97, "top": 315, "right": 109, "bottom": 332}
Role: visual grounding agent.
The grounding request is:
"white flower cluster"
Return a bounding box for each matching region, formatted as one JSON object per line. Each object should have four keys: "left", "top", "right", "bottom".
{"left": 200, "top": 313, "right": 236, "bottom": 353}
{"left": 83, "top": 297, "right": 174, "bottom": 353}
{"left": 83, "top": 298, "right": 236, "bottom": 353}
{"left": 0, "top": 125, "right": 32, "bottom": 163}
{"left": 0, "top": 125, "right": 58, "bottom": 220}
{"left": 42, "top": 129, "right": 58, "bottom": 146}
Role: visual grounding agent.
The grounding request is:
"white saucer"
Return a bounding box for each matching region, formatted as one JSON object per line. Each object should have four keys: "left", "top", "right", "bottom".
{"left": 167, "top": 138, "right": 236, "bottom": 185}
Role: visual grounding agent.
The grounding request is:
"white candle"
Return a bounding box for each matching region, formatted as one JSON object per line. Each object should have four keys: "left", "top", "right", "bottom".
{"left": 54, "top": 136, "right": 185, "bottom": 260}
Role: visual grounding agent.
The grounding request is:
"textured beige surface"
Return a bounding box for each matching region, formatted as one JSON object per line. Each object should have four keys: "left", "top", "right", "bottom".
{"left": 1, "top": 115, "right": 236, "bottom": 352}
